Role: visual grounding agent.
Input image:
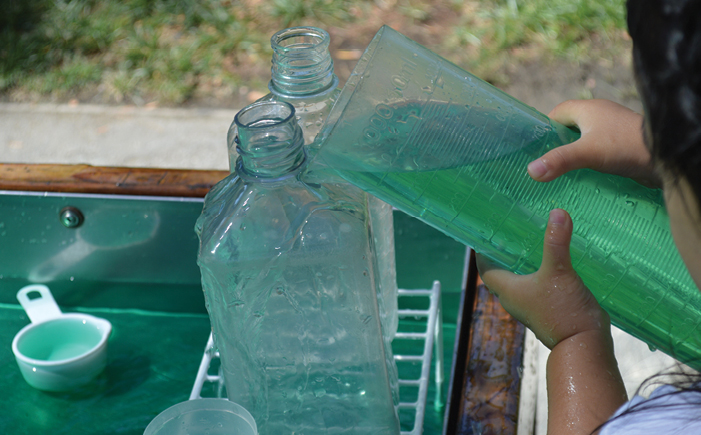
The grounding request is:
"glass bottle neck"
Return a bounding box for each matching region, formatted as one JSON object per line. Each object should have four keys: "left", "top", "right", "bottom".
{"left": 234, "top": 101, "right": 306, "bottom": 180}
{"left": 269, "top": 26, "right": 338, "bottom": 98}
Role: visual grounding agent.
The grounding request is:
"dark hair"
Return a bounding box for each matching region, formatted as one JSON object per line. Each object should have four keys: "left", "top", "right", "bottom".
{"left": 627, "top": 0, "right": 701, "bottom": 206}
{"left": 591, "top": 3, "right": 701, "bottom": 432}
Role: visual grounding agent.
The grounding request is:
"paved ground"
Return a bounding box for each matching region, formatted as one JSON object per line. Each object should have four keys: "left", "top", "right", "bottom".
{"left": 0, "top": 100, "right": 688, "bottom": 434}
{"left": 0, "top": 102, "right": 235, "bottom": 170}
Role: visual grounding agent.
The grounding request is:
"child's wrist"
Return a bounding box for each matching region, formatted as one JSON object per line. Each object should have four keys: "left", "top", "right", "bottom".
{"left": 551, "top": 307, "right": 613, "bottom": 351}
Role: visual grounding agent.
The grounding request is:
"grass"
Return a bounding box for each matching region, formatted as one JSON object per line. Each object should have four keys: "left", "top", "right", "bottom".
{"left": 444, "top": 0, "right": 629, "bottom": 84}
{"left": 0, "top": 0, "right": 629, "bottom": 106}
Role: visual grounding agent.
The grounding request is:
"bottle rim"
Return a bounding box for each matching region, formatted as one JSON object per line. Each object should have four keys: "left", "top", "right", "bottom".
{"left": 234, "top": 101, "right": 295, "bottom": 130}
{"left": 271, "top": 26, "right": 329, "bottom": 52}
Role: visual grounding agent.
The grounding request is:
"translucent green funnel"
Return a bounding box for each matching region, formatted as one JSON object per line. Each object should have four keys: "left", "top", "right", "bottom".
{"left": 313, "top": 25, "right": 701, "bottom": 368}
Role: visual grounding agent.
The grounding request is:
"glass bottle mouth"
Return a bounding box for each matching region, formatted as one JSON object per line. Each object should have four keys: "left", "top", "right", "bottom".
{"left": 269, "top": 26, "right": 337, "bottom": 97}
{"left": 271, "top": 26, "right": 329, "bottom": 53}
{"left": 234, "top": 101, "right": 306, "bottom": 181}
{"left": 234, "top": 100, "right": 295, "bottom": 129}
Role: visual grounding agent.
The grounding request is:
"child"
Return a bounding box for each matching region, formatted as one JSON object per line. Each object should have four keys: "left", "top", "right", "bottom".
{"left": 476, "top": 0, "right": 701, "bottom": 433}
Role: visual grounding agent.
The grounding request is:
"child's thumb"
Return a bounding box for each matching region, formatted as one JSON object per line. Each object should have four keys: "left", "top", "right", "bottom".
{"left": 540, "top": 209, "right": 574, "bottom": 275}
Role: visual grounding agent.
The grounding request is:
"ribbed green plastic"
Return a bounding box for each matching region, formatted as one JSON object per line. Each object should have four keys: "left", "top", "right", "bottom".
{"left": 315, "top": 26, "right": 701, "bottom": 369}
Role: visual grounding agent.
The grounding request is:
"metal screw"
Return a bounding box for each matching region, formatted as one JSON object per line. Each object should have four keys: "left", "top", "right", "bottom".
{"left": 60, "top": 207, "right": 84, "bottom": 228}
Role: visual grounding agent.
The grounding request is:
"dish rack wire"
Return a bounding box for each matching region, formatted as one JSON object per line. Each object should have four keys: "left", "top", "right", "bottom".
{"left": 190, "top": 281, "right": 443, "bottom": 435}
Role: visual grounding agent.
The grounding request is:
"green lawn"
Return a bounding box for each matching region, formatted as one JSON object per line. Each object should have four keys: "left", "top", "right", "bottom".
{"left": 1, "top": 0, "right": 629, "bottom": 106}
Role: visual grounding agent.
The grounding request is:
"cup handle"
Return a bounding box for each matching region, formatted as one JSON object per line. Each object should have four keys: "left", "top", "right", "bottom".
{"left": 16, "top": 284, "right": 63, "bottom": 324}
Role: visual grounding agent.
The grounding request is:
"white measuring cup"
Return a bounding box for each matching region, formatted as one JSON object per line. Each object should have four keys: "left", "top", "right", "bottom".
{"left": 12, "top": 284, "right": 112, "bottom": 392}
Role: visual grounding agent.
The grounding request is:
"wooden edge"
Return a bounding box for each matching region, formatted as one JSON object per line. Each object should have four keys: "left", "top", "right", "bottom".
{"left": 454, "top": 283, "right": 526, "bottom": 434}
{"left": 444, "top": 250, "right": 479, "bottom": 435}
{"left": 0, "top": 163, "right": 228, "bottom": 197}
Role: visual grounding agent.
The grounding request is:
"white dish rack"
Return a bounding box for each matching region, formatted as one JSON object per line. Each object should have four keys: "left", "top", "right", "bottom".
{"left": 190, "top": 281, "right": 443, "bottom": 435}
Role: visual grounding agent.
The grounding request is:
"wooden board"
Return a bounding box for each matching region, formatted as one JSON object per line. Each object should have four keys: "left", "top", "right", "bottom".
{"left": 447, "top": 282, "right": 526, "bottom": 434}
{"left": 0, "top": 163, "right": 228, "bottom": 197}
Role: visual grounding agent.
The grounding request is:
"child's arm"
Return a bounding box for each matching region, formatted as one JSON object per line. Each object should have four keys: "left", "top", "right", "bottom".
{"left": 477, "top": 209, "right": 628, "bottom": 434}
{"left": 529, "top": 99, "right": 659, "bottom": 188}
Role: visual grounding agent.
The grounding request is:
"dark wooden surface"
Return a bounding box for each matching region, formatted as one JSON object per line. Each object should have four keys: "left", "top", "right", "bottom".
{"left": 0, "top": 163, "right": 228, "bottom": 197}
{"left": 451, "top": 283, "right": 526, "bottom": 434}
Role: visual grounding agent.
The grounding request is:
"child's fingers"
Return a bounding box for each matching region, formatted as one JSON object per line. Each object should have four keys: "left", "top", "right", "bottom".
{"left": 539, "top": 209, "right": 575, "bottom": 275}
{"left": 547, "top": 99, "right": 584, "bottom": 126}
{"left": 532, "top": 99, "right": 601, "bottom": 182}
{"left": 475, "top": 254, "right": 523, "bottom": 298}
{"left": 527, "top": 138, "right": 603, "bottom": 182}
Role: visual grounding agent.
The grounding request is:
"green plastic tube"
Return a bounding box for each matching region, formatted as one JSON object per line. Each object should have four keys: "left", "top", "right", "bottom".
{"left": 314, "top": 25, "right": 701, "bottom": 369}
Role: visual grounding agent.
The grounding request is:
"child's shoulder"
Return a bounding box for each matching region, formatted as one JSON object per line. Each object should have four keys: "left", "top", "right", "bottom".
{"left": 600, "top": 384, "right": 701, "bottom": 434}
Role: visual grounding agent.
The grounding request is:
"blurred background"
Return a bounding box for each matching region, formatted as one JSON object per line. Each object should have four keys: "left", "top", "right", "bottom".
{"left": 1, "top": 0, "right": 639, "bottom": 113}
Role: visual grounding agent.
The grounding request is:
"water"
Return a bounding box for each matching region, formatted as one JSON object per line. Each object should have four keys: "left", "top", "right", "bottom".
{"left": 18, "top": 318, "right": 103, "bottom": 361}
{"left": 317, "top": 101, "right": 701, "bottom": 369}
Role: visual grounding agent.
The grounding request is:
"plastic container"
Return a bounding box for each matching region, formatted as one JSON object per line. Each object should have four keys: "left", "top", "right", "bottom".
{"left": 229, "top": 26, "right": 340, "bottom": 156}
{"left": 196, "top": 101, "right": 400, "bottom": 435}
{"left": 230, "top": 26, "right": 400, "bottom": 404}
{"left": 313, "top": 25, "right": 701, "bottom": 369}
{"left": 144, "top": 399, "right": 257, "bottom": 435}
{"left": 12, "top": 284, "right": 112, "bottom": 392}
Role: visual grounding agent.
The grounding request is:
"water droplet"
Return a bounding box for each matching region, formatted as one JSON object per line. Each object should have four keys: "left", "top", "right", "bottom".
{"left": 69, "top": 276, "right": 75, "bottom": 281}
{"left": 625, "top": 200, "right": 635, "bottom": 207}
{"left": 648, "top": 344, "right": 657, "bottom": 352}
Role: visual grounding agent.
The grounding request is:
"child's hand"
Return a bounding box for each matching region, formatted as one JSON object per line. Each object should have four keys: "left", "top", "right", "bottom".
{"left": 528, "top": 99, "right": 660, "bottom": 188}
{"left": 476, "top": 208, "right": 609, "bottom": 349}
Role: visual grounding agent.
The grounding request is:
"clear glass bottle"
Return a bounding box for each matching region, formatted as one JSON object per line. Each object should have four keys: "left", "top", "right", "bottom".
{"left": 197, "top": 101, "right": 400, "bottom": 435}
{"left": 227, "top": 26, "right": 400, "bottom": 404}
{"left": 227, "top": 26, "right": 339, "bottom": 165}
